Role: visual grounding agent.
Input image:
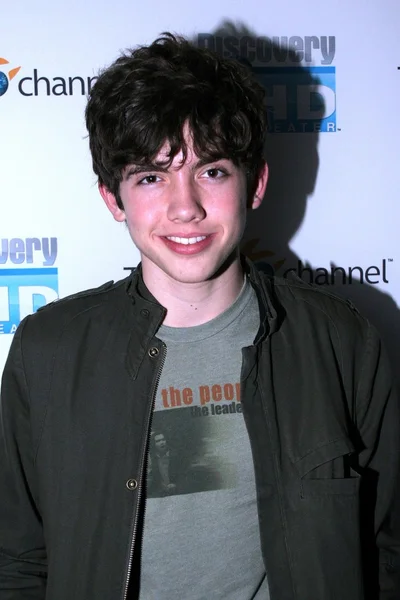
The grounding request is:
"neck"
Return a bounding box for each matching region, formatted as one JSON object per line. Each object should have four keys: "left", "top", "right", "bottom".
{"left": 142, "top": 259, "right": 245, "bottom": 327}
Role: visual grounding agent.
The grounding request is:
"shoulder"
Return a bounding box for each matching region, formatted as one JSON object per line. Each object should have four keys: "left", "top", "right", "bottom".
{"left": 259, "top": 270, "right": 369, "bottom": 338}
{"left": 36, "top": 276, "right": 127, "bottom": 316}
{"left": 275, "top": 272, "right": 362, "bottom": 317}
{"left": 18, "top": 276, "right": 131, "bottom": 345}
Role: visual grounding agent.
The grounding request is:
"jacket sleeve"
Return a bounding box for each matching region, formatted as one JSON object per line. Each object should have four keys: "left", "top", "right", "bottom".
{"left": 0, "top": 319, "right": 47, "bottom": 598}
{"left": 355, "top": 320, "right": 400, "bottom": 599}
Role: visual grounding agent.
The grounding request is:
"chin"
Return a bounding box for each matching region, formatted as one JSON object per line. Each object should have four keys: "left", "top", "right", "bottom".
{"left": 167, "top": 268, "right": 217, "bottom": 285}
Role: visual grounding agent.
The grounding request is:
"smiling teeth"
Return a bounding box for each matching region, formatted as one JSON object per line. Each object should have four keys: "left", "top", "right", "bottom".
{"left": 167, "top": 236, "right": 207, "bottom": 245}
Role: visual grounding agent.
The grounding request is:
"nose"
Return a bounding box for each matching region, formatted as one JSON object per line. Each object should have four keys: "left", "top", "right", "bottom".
{"left": 167, "top": 177, "right": 206, "bottom": 223}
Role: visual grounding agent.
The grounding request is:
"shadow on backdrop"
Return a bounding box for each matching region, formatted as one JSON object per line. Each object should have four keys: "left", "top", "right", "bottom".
{"left": 194, "top": 21, "right": 400, "bottom": 393}
{"left": 194, "top": 21, "right": 400, "bottom": 599}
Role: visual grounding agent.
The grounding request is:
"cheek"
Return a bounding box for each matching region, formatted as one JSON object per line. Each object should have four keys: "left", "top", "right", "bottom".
{"left": 217, "top": 195, "right": 247, "bottom": 226}
{"left": 211, "top": 187, "right": 246, "bottom": 212}
{"left": 125, "top": 204, "right": 161, "bottom": 231}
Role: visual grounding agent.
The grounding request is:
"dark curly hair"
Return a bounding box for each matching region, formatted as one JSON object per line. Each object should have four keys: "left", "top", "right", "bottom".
{"left": 85, "top": 32, "right": 266, "bottom": 208}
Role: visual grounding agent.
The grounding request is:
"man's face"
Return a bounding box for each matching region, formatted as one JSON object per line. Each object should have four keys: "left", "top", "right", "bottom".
{"left": 101, "top": 131, "right": 267, "bottom": 288}
{"left": 154, "top": 434, "right": 167, "bottom": 452}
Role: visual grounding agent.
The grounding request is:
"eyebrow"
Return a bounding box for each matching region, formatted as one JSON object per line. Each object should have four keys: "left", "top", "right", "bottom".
{"left": 123, "top": 156, "right": 229, "bottom": 180}
{"left": 123, "top": 164, "right": 168, "bottom": 179}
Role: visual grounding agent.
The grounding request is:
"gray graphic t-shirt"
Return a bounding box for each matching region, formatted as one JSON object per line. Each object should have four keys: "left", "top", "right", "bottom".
{"left": 139, "top": 279, "right": 270, "bottom": 599}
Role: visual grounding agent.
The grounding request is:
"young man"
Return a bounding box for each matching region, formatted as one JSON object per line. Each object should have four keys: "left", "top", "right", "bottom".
{"left": 0, "top": 33, "right": 399, "bottom": 600}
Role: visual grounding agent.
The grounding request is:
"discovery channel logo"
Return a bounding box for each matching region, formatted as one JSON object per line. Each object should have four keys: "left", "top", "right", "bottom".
{"left": 0, "top": 56, "right": 97, "bottom": 98}
{"left": 241, "top": 241, "right": 393, "bottom": 285}
{"left": 267, "top": 259, "right": 391, "bottom": 285}
{"left": 198, "top": 34, "right": 336, "bottom": 133}
{"left": 0, "top": 237, "right": 58, "bottom": 334}
{"left": 0, "top": 58, "right": 21, "bottom": 97}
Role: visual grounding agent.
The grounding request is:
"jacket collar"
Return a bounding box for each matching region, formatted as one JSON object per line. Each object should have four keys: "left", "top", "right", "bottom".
{"left": 242, "top": 257, "right": 282, "bottom": 342}
{"left": 124, "top": 257, "right": 281, "bottom": 347}
{"left": 122, "top": 266, "right": 166, "bottom": 380}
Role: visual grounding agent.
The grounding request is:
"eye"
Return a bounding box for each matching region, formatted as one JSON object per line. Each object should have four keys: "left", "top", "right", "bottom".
{"left": 138, "top": 174, "right": 162, "bottom": 185}
{"left": 203, "top": 167, "right": 228, "bottom": 179}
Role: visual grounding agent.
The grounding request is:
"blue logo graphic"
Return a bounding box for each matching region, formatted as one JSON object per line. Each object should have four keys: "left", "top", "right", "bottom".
{"left": 0, "top": 268, "right": 58, "bottom": 334}
{"left": 254, "top": 66, "right": 336, "bottom": 133}
{"left": 0, "top": 57, "right": 22, "bottom": 97}
{"left": 0, "top": 71, "right": 8, "bottom": 96}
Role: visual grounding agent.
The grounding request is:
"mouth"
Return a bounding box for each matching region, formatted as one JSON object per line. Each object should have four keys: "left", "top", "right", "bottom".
{"left": 166, "top": 235, "right": 207, "bottom": 245}
{"left": 161, "top": 234, "right": 214, "bottom": 255}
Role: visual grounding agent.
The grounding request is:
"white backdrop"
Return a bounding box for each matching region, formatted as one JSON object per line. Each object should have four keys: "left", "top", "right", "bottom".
{"left": 1, "top": 0, "right": 400, "bottom": 377}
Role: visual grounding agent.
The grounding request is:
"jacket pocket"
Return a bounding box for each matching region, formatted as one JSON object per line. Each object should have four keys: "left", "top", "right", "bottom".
{"left": 294, "top": 435, "right": 361, "bottom": 498}
{"left": 301, "top": 472, "right": 360, "bottom": 497}
{"left": 289, "top": 437, "right": 364, "bottom": 598}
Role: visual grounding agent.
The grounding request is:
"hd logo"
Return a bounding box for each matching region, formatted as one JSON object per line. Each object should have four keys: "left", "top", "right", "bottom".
{"left": 198, "top": 34, "right": 336, "bottom": 133}
{"left": 0, "top": 237, "right": 58, "bottom": 334}
{"left": 256, "top": 66, "right": 335, "bottom": 133}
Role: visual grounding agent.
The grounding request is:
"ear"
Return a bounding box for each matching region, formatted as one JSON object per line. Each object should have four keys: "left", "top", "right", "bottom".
{"left": 250, "top": 161, "right": 269, "bottom": 210}
{"left": 98, "top": 183, "right": 125, "bottom": 222}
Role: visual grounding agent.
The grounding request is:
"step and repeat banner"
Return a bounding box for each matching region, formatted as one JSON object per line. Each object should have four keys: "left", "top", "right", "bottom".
{"left": 1, "top": 1, "right": 399, "bottom": 381}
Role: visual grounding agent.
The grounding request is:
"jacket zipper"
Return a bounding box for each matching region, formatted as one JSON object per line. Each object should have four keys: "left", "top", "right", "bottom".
{"left": 122, "top": 342, "right": 167, "bottom": 600}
